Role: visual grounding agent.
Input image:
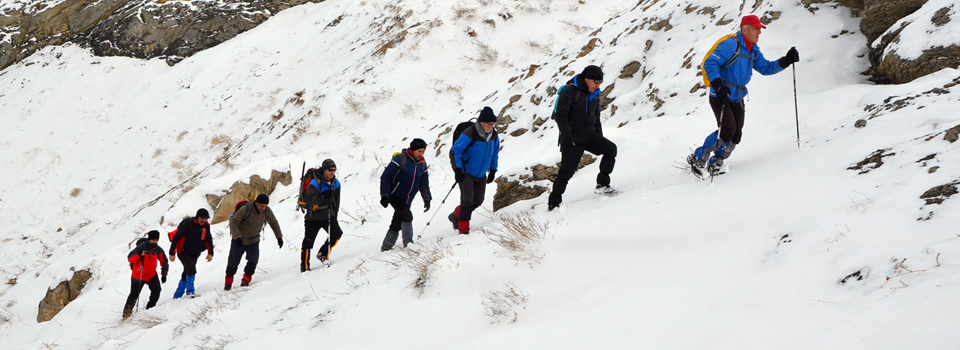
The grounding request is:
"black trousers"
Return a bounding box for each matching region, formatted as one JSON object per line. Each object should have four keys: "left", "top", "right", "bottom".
{"left": 388, "top": 197, "right": 413, "bottom": 232}
{"left": 301, "top": 219, "right": 343, "bottom": 269}
{"left": 710, "top": 96, "right": 746, "bottom": 144}
{"left": 123, "top": 276, "right": 161, "bottom": 311}
{"left": 549, "top": 135, "right": 617, "bottom": 205}
{"left": 225, "top": 238, "right": 260, "bottom": 277}
{"left": 178, "top": 253, "right": 198, "bottom": 281}
{"left": 457, "top": 175, "right": 486, "bottom": 222}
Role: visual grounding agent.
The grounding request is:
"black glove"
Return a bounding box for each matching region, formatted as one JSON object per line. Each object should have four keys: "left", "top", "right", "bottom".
{"left": 161, "top": 275, "right": 167, "bottom": 284}
{"left": 454, "top": 168, "right": 465, "bottom": 183}
{"left": 424, "top": 200, "right": 431, "bottom": 212}
{"left": 380, "top": 195, "right": 390, "bottom": 208}
{"left": 278, "top": 238, "right": 284, "bottom": 249}
{"left": 779, "top": 47, "right": 799, "bottom": 68}
{"left": 486, "top": 170, "right": 496, "bottom": 184}
{"left": 711, "top": 78, "right": 731, "bottom": 105}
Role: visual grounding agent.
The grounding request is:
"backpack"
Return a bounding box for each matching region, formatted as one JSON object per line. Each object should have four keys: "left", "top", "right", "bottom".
{"left": 390, "top": 152, "right": 410, "bottom": 186}
{"left": 700, "top": 33, "right": 753, "bottom": 88}
{"left": 297, "top": 167, "right": 323, "bottom": 213}
{"left": 231, "top": 200, "right": 254, "bottom": 222}
{"left": 448, "top": 118, "right": 479, "bottom": 171}
{"left": 550, "top": 84, "right": 581, "bottom": 121}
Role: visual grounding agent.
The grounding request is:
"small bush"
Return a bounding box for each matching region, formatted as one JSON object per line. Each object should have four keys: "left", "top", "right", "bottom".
{"left": 481, "top": 211, "right": 549, "bottom": 263}
{"left": 481, "top": 282, "right": 528, "bottom": 323}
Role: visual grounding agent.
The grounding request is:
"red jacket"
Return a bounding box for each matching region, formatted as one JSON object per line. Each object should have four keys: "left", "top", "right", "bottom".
{"left": 128, "top": 240, "right": 169, "bottom": 281}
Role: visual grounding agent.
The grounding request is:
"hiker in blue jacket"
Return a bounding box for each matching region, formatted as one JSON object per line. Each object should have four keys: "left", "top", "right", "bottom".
{"left": 379, "top": 138, "right": 432, "bottom": 251}
{"left": 448, "top": 107, "right": 500, "bottom": 234}
{"left": 687, "top": 14, "right": 800, "bottom": 176}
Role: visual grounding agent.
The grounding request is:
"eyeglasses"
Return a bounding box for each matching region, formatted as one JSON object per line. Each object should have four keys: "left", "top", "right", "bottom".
{"left": 593, "top": 79, "right": 603, "bottom": 84}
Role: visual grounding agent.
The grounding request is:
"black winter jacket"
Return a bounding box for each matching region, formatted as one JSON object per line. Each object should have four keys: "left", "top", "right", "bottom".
{"left": 304, "top": 177, "right": 341, "bottom": 221}
{"left": 169, "top": 217, "right": 214, "bottom": 257}
{"left": 555, "top": 75, "right": 603, "bottom": 146}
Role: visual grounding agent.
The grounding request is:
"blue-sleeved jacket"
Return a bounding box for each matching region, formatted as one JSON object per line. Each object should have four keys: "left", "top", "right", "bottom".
{"left": 555, "top": 75, "right": 604, "bottom": 146}
{"left": 704, "top": 33, "right": 784, "bottom": 103}
{"left": 304, "top": 177, "right": 340, "bottom": 221}
{"left": 451, "top": 123, "right": 500, "bottom": 179}
{"left": 380, "top": 149, "right": 432, "bottom": 206}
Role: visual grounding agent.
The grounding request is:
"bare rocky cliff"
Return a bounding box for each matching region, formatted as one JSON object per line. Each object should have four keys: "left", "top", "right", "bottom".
{"left": 0, "top": 0, "right": 324, "bottom": 69}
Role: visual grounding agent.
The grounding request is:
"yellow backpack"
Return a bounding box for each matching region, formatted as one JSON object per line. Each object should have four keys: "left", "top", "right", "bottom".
{"left": 700, "top": 34, "right": 741, "bottom": 88}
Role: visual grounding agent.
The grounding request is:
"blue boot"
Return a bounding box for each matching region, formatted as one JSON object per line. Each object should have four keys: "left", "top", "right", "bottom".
{"left": 185, "top": 275, "right": 196, "bottom": 296}
{"left": 173, "top": 279, "right": 187, "bottom": 299}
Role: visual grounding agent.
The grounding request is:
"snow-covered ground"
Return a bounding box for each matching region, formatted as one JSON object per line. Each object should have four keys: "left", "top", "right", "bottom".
{"left": 1, "top": 0, "right": 959, "bottom": 349}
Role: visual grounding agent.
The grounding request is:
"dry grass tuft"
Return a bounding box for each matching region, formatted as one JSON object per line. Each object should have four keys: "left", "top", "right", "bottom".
{"left": 481, "top": 282, "right": 528, "bottom": 323}
{"left": 69, "top": 188, "right": 81, "bottom": 197}
{"left": 481, "top": 211, "right": 549, "bottom": 263}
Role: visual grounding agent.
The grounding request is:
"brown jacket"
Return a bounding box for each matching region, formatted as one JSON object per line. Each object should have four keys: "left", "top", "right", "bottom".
{"left": 229, "top": 203, "right": 282, "bottom": 245}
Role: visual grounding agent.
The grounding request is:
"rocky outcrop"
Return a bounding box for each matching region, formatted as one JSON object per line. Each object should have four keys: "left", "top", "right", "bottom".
{"left": 859, "top": 0, "right": 960, "bottom": 84}
{"left": 859, "top": 0, "right": 927, "bottom": 44}
{"left": 205, "top": 169, "right": 293, "bottom": 224}
{"left": 0, "top": 0, "right": 325, "bottom": 71}
{"left": 37, "top": 268, "right": 92, "bottom": 323}
{"left": 493, "top": 156, "right": 596, "bottom": 210}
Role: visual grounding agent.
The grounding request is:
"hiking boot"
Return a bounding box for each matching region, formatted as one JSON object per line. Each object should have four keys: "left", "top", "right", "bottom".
{"left": 224, "top": 285, "right": 232, "bottom": 291}
{"left": 240, "top": 275, "right": 252, "bottom": 287}
{"left": 547, "top": 203, "right": 560, "bottom": 211}
{"left": 706, "top": 157, "right": 725, "bottom": 175}
{"left": 122, "top": 308, "right": 133, "bottom": 320}
{"left": 594, "top": 184, "right": 618, "bottom": 195}
{"left": 687, "top": 154, "right": 705, "bottom": 169}
{"left": 447, "top": 213, "right": 458, "bottom": 230}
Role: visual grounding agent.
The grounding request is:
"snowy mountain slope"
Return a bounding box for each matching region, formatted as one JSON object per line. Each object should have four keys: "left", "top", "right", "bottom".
{"left": 1, "top": 0, "right": 959, "bottom": 349}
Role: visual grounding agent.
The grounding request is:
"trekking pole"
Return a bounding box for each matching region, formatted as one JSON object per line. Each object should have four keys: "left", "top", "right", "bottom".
{"left": 417, "top": 183, "right": 458, "bottom": 240}
{"left": 792, "top": 64, "right": 800, "bottom": 149}
{"left": 136, "top": 252, "right": 144, "bottom": 312}
{"left": 296, "top": 162, "right": 305, "bottom": 211}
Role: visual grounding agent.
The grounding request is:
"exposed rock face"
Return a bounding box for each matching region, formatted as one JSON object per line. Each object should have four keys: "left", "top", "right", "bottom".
{"left": 37, "top": 269, "right": 92, "bottom": 323}
{"left": 859, "top": 0, "right": 960, "bottom": 84}
{"left": 859, "top": 0, "right": 927, "bottom": 44}
{"left": 0, "top": 0, "right": 325, "bottom": 71}
{"left": 493, "top": 156, "right": 596, "bottom": 210}
{"left": 205, "top": 169, "right": 293, "bottom": 224}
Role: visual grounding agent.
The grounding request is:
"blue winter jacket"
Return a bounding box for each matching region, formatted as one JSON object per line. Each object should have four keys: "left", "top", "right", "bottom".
{"left": 704, "top": 33, "right": 784, "bottom": 103}
{"left": 380, "top": 149, "right": 432, "bottom": 206}
{"left": 304, "top": 177, "right": 340, "bottom": 221}
{"left": 451, "top": 123, "right": 500, "bottom": 179}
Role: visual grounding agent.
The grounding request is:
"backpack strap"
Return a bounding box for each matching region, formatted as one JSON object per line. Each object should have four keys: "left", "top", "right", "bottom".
{"left": 391, "top": 153, "right": 409, "bottom": 186}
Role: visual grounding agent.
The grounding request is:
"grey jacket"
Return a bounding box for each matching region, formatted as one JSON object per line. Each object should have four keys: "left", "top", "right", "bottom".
{"left": 229, "top": 203, "right": 282, "bottom": 245}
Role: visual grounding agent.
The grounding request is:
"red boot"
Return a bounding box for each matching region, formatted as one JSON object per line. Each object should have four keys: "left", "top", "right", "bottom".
{"left": 458, "top": 220, "right": 470, "bottom": 235}
{"left": 241, "top": 274, "right": 252, "bottom": 287}
{"left": 224, "top": 276, "right": 234, "bottom": 291}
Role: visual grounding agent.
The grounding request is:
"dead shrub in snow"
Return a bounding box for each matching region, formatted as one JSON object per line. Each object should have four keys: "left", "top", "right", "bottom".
{"left": 481, "top": 210, "right": 549, "bottom": 263}
{"left": 195, "top": 334, "right": 236, "bottom": 350}
{"left": 481, "top": 282, "right": 528, "bottom": 323}
{"left": 342, "top": 88, "right": 394, "bottom": 116}
{"left": 383, "top": 240, "right": 453, "bottom": 296}
{"left": 69, "top": 188, "right": 81, "bottom": 197}
{"left": 452, "top": 4, "right": 476, "bottom": 18}
{"left": 210, "top": 134, "right": 233, "bottom": 150}
{"left": 464, "top": 39, "right": 499, "bottom": 65}
{"left": 127, "top": 312, "right": 167, "bottom": 329}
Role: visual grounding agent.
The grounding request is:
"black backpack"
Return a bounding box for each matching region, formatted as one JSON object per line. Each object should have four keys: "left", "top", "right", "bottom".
{"left": 448, "top": 118, "right": 479, "bottom": 171}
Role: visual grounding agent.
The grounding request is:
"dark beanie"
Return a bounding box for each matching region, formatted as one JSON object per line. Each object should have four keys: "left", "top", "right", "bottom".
{"left": 196, "top": 208, "right": 210, "bottom": 219}
{"left": 322, "top": 158, "right": 337, "bottom": 171}
{"left": 410, "top": 138, "right": 427, "bottom": 150}
{"left": 581, "top": 65, "right": 604, "bottom": 81}
{"left": 147, "top": 230, "right": 160, "bottom": 240}
{"left": 478, "top": 107, "right": 497, "bottom": 123}
{"left": 255, "top": 194, "right": 270, "bottom": 204}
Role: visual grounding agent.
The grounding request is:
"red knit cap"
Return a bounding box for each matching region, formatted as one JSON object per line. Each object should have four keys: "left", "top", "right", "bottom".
{"left": 740, "top": 15, "right": 766, "bottom": 29}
